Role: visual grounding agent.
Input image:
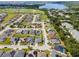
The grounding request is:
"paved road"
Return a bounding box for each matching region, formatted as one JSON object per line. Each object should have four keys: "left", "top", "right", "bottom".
{"left": 32, "top": 15, "right": 37, "bottom": 23}
{"left": 42, "top": 22, "right": 48, "bottom": 46}
{"left": 32, "top": 14, "right": 49, "bottom": 47}
{"left": 0, "top": 45, "right": 51, "bottom": 50}
{"left": 48, "top": 11, "right": 52, "bottom": 16}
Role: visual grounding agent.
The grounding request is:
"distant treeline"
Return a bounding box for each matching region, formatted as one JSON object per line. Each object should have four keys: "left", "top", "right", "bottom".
{"left": 0, "top": 4, "right": 44, "bottom": 9}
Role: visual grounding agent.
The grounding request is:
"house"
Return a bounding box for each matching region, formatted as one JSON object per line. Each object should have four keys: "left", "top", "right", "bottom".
{"left": 26, "top": 37, "right": 33, "bottom": 42}
{"left": 26, "top": 50, "right": 37, "bottom": 57}
{"left": 11, "top": 37, "right": 15, "bottom": 44}
{"left": 10, "top": 50, "right": 16, "bottom": 57}
{"left": 48, "top": 31, "right": 56, "bottom": 39}
{"left": 1, "top": 13, "right": 7, "bottom": 17}
{"left": 35, "top": 30, "right": 42, "bottom": 35}
{"left": 26, "top": 37, "right": 34, "bottom": 45}
{"left": 11, "top": 37, "right": 20, "bottom": 44}
{"left": 54, "top": 45, "right": 66, "bottom": 53}
{"left": 0, "top": 36, "right": 6, "bottom": 42}
{"left": 65, "top": 15, "right": 70, "bottom": 18}
{"left": 47, "top": 29, "right": 54, "bottom": 33}
{"left": 58, "top": 12, "right": 64, "bottom": 16}
{"left": 51, "top": 38, "right": 60, "bottom": 44}
{"left": 51, "top": 49, "right": 57, "bottom": 57}
{"left": 15, "top": 38, "right": 20, "bottom": 43}
{"left": 21, "top": 30, "right": 29, "bottom": 34}
{"left": 16, "top": 29, "right": 22, "bottom": 34}
{"left": 37, "top": 51, "right": 47, "bottom": 57}
{"left": 26, "top": 14, "right": 33, "bottom": 22}
{"left": 51, "top": 49, "right": 67, "bottom": 57}
{"left": 1, "top": 52, "right": 12, "bottom": 57}
{"left": 33, "top": 51, "right": 38, "bottom": 57}
{"left": 29, "top": 30, "right": 35, "bottom": 35}
{"left": 14, "top": 50, "right": 25, "bottom": 57}
{"left": 20, "top": 38, "right": 25, "bottom": 42}
{"left": 0, "top": 51, "right": 4, "bottom": 57}
{"left": 26, "top": 54, "right": 34, "bottom": 57}
{"left": 0, "top": 18, "right": 3, "bottom": 22}
{"left": 0, "top": 13, "right": 7, "bottom": 22}
{"left": 35, "top": 38, "right": 42, "bottom": 43}
{"left": 5, "top": 29, "right": 13, "bottom": 36}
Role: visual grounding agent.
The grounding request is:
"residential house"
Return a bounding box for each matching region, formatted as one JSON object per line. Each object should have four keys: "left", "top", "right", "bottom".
{"left": 54, "top": 45, "right": 66, "bottom": 53}
{"left": 51, "top": 49, "right": 57, "bottom": 57}
{"left": 0, "top": 51, "right": 4, "bottom": 57}
{"left": 35, "top": 30, "right": 42, "bottom": 35}
{"left": 29, "top": 30, "right": 35, "bottom": 35}
{"left": 1, "top": 52, "right": 12, "bottom": 57}
{"left": 10, "top": 50, "right": 16, "bottom": 57}
{"left": 48, "top": 31, "right": 56, "bottom": 39}
{"left": 26, "top": 50, "right": 37, "bottom": 57}
{"left": 37, "top": 51, "right": 47, "bottom": 57}
{"left": 26, "top": 37, "right": 34, "bottom": 45}
{"left": 35, "top": 38, "right": 42, "bottom": 43}
{"left": 0, "top": 36, "right": 6, "bottom": 42}
{"left": 50, "top": 38, "right": 60, "bottom": 44}
{"left": 14, "top": 50, "right": 25, "bottom": 57}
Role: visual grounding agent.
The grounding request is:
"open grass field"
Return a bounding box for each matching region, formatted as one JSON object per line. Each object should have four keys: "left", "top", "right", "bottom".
{"left": 0, "top": 9, "right": 45, "bottom": 14}
{"left": 40, "top": 14, "right": 48, "bottom": 21}
{"left": 0, "top": 8, "right": 46, "bottom": 24}
{"left": 0, "top": 37, "right": 11, "bottom": 45}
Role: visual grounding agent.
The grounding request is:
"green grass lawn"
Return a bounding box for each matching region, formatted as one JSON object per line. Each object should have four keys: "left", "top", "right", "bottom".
{"left": 38, "top": 42, "right": 44, "bottom": 46}
{"left": 23, "top": 48, "right": 31, "bottom": 53}
{"left": 13, "top": 34, "right": 34, "bottom": 38}
{"left": 0, "top": 48, "right": 12, "bottom": 52}
{"left": 0, "top": 8, "right": 45, "bottom": 14}
{"left": 13, "top": 33, "right": 43, "bottom": 38}
{"left": 40, "top": 14, "right": 48, "bottom": 21}
{"left": 18, "top": 9, "right": 45, "bottom": 14}
{"left": 23, "top": 47, "right": 33, "bottom": 53}
{"left": 0, "top": 37, "right": 11, "bottom": 45}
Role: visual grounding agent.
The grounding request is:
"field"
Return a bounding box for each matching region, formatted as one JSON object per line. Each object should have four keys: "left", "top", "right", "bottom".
{"left": 0, "top": 8, "right": 46, "bottom": 24}
{"left": 0, "top": 9, "right": 45, "bottom": 14}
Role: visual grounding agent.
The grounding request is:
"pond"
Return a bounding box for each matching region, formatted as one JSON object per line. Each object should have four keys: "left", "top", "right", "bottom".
{"left": 39, "top": 3, "right": 68, "bottom": 10}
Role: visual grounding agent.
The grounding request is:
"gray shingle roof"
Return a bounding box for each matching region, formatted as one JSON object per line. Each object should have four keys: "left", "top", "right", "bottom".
{"left": 35, "top": 38, "right": 42, "bottom": 43}
{"left": 0, "top": 51, "right": 4, "bottom": 57}
{"left": 1, "top": 52, "right": 11, "bottom": 57}
{"left": 51, "top": 49, "right": 57, "bottom": 57}
{"left": 51, "top": 38, "right": 60, "bottom": 44}
{"left": 14, "top": 50, "right": 25, "bottom": 57}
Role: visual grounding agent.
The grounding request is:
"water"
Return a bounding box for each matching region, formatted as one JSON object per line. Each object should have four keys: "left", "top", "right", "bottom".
{"left": 39, "top": 3, "right": 68, "bottom": 10}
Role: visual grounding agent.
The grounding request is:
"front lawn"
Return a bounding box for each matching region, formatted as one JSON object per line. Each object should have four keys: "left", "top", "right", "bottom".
{"left": 0, "top": 48, "right": 12, "bottom": 52}
{"left": 0, "top": 37, "right": 11, "bottom": 45}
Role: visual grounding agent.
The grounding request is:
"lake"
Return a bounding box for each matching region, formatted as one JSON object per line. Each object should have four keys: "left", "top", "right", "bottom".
{"left": 39, "top": 3, "right": 68, "bottom": 10}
